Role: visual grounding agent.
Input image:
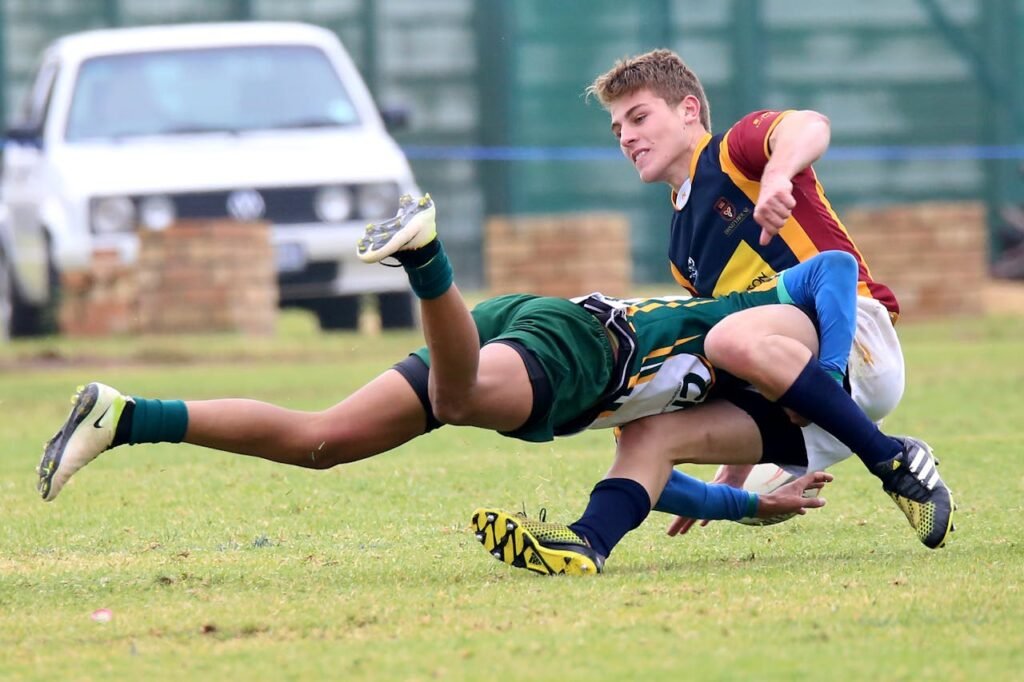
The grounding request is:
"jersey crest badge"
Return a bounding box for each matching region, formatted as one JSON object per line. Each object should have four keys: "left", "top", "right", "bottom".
{"left": 714, "top": 197, "right": 736, "bottom": 221}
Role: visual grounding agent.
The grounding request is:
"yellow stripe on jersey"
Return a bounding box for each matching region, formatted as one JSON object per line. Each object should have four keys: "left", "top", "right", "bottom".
{"left": 689, "top": 133, "right": 713, "bottom": 185}
{"left": 633, "top": 355, "right": 718, "bottom": 389}
{"left": 632, "top": 300, "right": 683, "bottom": 314}
{"left": 720, "top": 127, "right": 821, "bottom": 269}
{"left": 720, "top": 130, "right": 761, "bottom": 198}
{"left": 762, "top": 110, "right": 794, "bottom": 159}
{"left": 643, "top": 335, "right": 702, "bottom": 361}
{"left": 629, "top": 298, "right": 717, "bottom": 316}
{"left": 626, "top": 334, "right": 703, "bottom": 388}
{"left": 811, "top": 171, "right": 875, "bottom": 300}
{"left": 712, "top": 240, "right": 780, "bottom": 297}
{"left": 670, "top": 261, "right": 696, "bottom": 293}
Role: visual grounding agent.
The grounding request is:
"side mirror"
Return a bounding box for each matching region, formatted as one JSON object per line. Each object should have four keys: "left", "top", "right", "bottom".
{"left": 379, "top": 106, "right": 410, "bottom": 132}
{"left": 5, "top": 125, "right": 43, "bottom": 147}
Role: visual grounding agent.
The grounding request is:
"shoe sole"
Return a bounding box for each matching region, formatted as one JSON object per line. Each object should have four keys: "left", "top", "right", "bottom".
{"left": 356, "top": 196, "right": 435, "bottom": 264}
{"left": 911, "top": 439, "right": 955, "bottom": 549}
{"left": 471, "top": 509, "right": 600, "bottom": 576}
{"left": 930, "top": 490, "right": 957, "bottom": 549}
{"left": 887, "top": 486, "right": 957, "bottom": 549}
{"left": 37, "top": 383, "right": 99, "bottom": 501}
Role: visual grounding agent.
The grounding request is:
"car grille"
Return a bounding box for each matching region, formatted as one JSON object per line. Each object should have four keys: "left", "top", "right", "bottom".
{"left": 278, "top": 261, "right": 338, "bottom": 286}
{"left": 132, "top": 186, "right": 377, "bottom": 225}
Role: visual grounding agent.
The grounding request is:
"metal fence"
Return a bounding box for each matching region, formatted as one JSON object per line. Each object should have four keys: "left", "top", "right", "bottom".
{"left": 2, "top": 0, "right": 1021, "bottom": 285}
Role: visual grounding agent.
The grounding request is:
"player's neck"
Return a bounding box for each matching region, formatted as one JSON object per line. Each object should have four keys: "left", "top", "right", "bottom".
{"left": 668, "top": 128, "right": 708, "bottom": 193}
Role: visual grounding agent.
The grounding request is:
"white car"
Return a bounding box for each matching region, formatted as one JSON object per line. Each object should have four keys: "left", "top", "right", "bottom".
{"left": 0, "top": 21, "right": 420, "bottom": 338}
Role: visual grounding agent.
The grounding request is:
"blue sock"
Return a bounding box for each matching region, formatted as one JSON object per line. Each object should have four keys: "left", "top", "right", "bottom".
{"left": 777, "top": 360, "right": 901, "bottom": 468}
{"left": 569, "top": 478, "right": 650, "bottom": 558}
{"left": 654, "top": 469, "right": 758, "bottom": 519}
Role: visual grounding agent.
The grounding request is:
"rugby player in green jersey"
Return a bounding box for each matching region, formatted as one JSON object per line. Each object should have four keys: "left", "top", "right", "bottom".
{"left": 38, "top": 195, "right": 938, "bottom": 576}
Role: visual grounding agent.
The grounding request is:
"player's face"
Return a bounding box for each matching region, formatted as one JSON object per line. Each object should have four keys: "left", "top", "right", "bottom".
{"left": 609, "top": 89, "right": 693, "bottom": 189}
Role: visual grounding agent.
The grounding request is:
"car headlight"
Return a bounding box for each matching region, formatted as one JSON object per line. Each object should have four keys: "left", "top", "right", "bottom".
{"left": 314, "top": 185, "right": 353, "bottom": 223}
{"left": 138, "top": 195, "right": 176, "bottom": 231}
{"left": 357, "top": 183, "right": 401, "bottom": 220}
{"left": 90, "top": 196, "right": 136, "bottom": 233}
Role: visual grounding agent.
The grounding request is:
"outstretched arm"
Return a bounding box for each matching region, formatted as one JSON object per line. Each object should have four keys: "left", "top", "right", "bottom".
{"left": 654, "top": 468, "right": 831, "bottom": 523}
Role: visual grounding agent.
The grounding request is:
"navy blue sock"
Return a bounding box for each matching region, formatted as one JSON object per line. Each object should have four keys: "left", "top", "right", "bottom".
{"left": 569, "top": 478, "right": 651, "bottom": 558}
{"left": 777, "top": 360, "right": 901, "bottom": 469}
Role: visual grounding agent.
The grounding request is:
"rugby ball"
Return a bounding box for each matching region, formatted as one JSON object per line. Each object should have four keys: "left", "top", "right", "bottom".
{"left": 735, "top": 463, "right": 819, "bottom": 526}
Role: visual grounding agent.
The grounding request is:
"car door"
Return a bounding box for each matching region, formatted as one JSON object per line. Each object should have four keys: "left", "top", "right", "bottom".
{"left": 2, "top": 54, "right": 60, "bottom": 301}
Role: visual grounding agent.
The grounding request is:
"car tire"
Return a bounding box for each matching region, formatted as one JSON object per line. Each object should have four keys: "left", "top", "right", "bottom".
{"left": 0, "top": 253, "right": 13, "bottom": 340}
{"left": 310, "top": 295, "right": 361, "bottom": 331}
{"left": 378, "top": 291, "right": 416, "bottom": 330}
{"left": 0, "top": 249, "right": 49, "bottom": 338}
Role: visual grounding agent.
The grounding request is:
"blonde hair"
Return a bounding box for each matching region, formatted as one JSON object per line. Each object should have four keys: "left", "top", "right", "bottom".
{"left": 586, "top": 49, "right": 711, "bottom": 130}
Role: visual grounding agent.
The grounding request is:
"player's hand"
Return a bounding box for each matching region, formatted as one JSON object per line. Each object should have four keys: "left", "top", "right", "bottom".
{"left": 754, "top": 173, "right": 796, "bottom": 245}
{"left": 755, "top": 471, "right": 833, "bottom": 519}
{"left": 666, "top": 515, "right": 708, "bottom": 536}
{"left": 665, "top": 464, "right": 753, "bottom": 537}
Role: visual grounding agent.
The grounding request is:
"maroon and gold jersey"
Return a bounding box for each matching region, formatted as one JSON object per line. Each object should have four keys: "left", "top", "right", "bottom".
{"left": 668, "top": 109, "right": 898, "bottom": 317}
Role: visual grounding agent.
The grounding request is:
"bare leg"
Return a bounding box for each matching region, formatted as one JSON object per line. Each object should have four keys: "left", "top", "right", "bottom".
{"left": 704, "top": 304, "right": 819, "bottom": 399}
{"left": 596, "top": 305, "right": 817, "bottom": 508}
{"left": 184, "top": 369, "right": 427, "bottom": 469}
{"left": 610, "top": 401, "right": 763, "bottom": 504}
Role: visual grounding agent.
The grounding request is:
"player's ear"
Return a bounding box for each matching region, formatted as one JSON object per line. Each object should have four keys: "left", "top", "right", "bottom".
{"left": 678, "top": 95, "right": 701, "bottom": 125}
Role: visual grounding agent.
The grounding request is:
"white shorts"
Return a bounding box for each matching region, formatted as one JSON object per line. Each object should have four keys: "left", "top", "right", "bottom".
{"left": 783, "top": 296, "right": 905, "bottom": 475}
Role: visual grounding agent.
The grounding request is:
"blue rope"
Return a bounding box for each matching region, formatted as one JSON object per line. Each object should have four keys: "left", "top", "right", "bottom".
{"left": 402, "top": 144, "right": 1024, "bottom": 163}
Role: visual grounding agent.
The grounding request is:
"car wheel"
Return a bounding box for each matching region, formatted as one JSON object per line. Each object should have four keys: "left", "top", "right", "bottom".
{"left": 0, "top": 254, "right": 13, "bottom": 341}
{"left": 311, "top": 296, "right": 361, "bottom": 331}
{"left": 1, "top": 250, "right": 48, "bottom": 338}
{"left": 378, "top": 291, "right": 417, "bottom": 329}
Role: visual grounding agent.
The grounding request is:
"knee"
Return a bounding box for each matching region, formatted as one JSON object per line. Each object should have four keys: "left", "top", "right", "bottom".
{"left": 705, "top": 326, "right": 758, "bottom": 378}
{"left": 298, "top": 415, "right": 360, "bottom": 470}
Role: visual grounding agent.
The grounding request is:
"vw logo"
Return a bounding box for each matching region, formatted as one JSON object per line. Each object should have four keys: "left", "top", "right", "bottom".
{"left": 226, "top": 189, "right": 266, "bottom": 221}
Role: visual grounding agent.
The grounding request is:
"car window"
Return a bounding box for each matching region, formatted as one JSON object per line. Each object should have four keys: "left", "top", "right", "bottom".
{"left": 64, "top": 44, "right": 361, "bottom": 141}
{"left": 15, "top": 58, "right": 60, "bottom": 132}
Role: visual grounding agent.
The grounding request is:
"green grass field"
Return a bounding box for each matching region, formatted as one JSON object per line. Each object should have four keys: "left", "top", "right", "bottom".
{"left": 2, "top": 311, "right": 1023, "bottom": 681}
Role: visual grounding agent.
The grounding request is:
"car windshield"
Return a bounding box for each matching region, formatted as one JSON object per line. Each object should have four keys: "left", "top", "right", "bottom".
{"left": 64, "top": 44, "right": 361, "bottom": 141}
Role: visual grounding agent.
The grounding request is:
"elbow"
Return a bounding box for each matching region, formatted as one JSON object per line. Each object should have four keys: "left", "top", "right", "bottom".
{"left": 432, "top": 395, "right": 473, "bottom": 426}
{"left": 809, "top": 111, "right": 831, "bottom": 150}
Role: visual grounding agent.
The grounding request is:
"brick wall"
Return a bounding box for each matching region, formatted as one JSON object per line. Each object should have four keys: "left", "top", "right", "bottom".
{"left": 484, "top": 213, "right": 632, "bottom": 298}
{"left": 843, "top": 201, "right": 987, "bottom": 318}
{"left": 60, "top": 221, "right": 277, "bottom": 336}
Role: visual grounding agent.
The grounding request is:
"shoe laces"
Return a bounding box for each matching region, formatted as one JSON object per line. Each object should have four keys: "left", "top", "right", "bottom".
{"left": 516, "top": 502, "right": 547, "bottom": 522}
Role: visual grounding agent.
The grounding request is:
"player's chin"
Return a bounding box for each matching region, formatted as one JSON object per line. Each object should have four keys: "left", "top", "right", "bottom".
{"left": 635, "top": 162, "right": 663, "bottom": 184}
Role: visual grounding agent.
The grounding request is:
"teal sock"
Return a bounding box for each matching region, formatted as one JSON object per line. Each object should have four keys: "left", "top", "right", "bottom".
{"left": 127, "top": 398, "right": 189, "bottom": 445}
{"left": 396, "top": 239, "right": 452, "bottom": 299}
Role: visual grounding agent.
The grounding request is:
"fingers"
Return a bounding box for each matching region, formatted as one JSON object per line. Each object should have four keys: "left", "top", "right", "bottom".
{"left": 667, "top": 516, "right": 707, "bottom": 536}
{"left": 666, "top": 516, "right": 692, "bottom": 536}
{"left": 754, "top": 191, "right": 795, "bottom": 245}
{"left": 798, "top": 471, "right": 834, "bottom": 487}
